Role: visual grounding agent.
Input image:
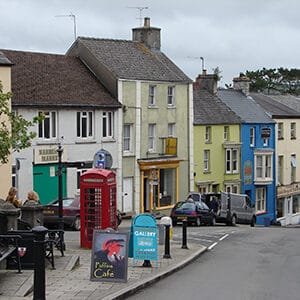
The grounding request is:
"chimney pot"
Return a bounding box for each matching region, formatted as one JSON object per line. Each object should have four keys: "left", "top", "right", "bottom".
{"left": 144, "top": 17, "right": 150, "bottom": 27}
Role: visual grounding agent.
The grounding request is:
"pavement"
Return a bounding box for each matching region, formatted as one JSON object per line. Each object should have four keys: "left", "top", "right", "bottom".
{"left": 0, "top": 219, "right": 207, "bottom": 299}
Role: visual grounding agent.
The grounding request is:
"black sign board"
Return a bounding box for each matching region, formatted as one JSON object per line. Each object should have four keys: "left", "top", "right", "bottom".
{"left": 261, "top": 127, "right": 271, "bottom": 138}
{"left": 90, "top": 230, "right": 129, "bottom": 282}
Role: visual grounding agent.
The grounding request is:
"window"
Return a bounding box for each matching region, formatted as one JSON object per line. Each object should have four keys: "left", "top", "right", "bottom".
{"left": 291, "top": 122, "right": 296, "bottom": 139}
{"left": 204, "top": 150, "right": 210, "bottom": 171}
{"left": 167, "top": 86, "right": 175, "bottom": 106}
{"left": 256, "top": 187, "right": 266, "bottom": 212}
{"left": 278, "top": 122, "right": 284, "bottom": 139}
{"left": 102, "top": 111, "right": 113, "bottom": 138}
{"left": 254, "top": 152, "right": 273, "bottom": 183}
{"left": 168, "top": 123, "right": 175, "bottom": 137}
{"left": 205, "top": 126, "right": 211, "bottom": 143}
{"left": 148, "top": 124, "right": 156, "bottom": 151}
{"left": 224, "top": 126, "right": 229, "bottom": 141}
{"left": 38, "top": 111, "right": 57, "bottom": 139}
{"left": 291, "top": 154, "right": 296, "bottom": 182}
{"left": 263, "top": 138, "right": 268, "bottom": 146}
{"left": 250, "top": 127, "right": 255, "bottom": 146}
{"left": 225, "top": 148, "right": 238, "bottom": 174}
{"left": 148, "top": 85, "right": 156, "bottom": 106}
{"left": 225, "top": 184, "right": 239, "bottom": 194}
{"left": 77, "top": 111, "right": 93, "bottom": 138}
{"left": 278, "top": 155, "right": 283, "bottom": 185}
{"left": 123, "top": 124, "right": 132, "bottom": 152}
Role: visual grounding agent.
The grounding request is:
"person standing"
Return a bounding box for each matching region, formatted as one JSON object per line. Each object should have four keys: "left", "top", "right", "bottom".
{"left": 5, "top": 187, "right": 21, "bottom": 208}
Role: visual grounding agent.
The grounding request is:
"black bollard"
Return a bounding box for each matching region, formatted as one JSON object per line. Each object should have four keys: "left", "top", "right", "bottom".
{"left": 181, "top": 219, "right": 188, "bottom": 249}
{"left": 163, "top": 224, "right": 171, "bottom": 259}
{"left": 33, "top": 226, "right": 48, "bottom": 300}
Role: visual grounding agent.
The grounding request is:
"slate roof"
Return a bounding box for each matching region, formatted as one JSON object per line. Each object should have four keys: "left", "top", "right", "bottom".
{"left": 0, "top": 51, "right": 13, "bottom": 65}
{"left": 72, "top": 37, "right": 192, "bottom": 83}
{"left": 217, "top": 89, "right": 274, "bottom": 124}
{"left": 193, "top": 88, "right": 241, "bottom": 125}
{"left": 250, "top": 93, "right": 300, "bottom": 118}
{"left": 0, "top": 49, "right": 121, "bottom": 108}
{"left": 265, "top": 94, "right": 300, "bottom": 113}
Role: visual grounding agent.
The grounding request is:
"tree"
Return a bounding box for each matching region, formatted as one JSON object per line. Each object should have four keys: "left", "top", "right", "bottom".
{"left": 0, "top": 82, "right": 40, "bottom": 164}
{"left": 212, "top": 66, "right": 222, "bottom": 82}
{"left": 245, "top": 68, "right": 300, "bottom": 95}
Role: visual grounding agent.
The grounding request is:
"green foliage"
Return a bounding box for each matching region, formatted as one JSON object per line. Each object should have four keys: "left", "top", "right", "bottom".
{"left": 0, "top": 82, "right": 41, "bottom": 164}
{"left": 245, "top": 68, "right": 300, "bottom": 95}
{"left": 212, "top": 66, "right": 222, "bottom": 82}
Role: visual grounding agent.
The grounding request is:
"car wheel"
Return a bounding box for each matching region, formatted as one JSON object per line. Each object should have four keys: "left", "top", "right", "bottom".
{"left": 196, "top": 217, "right": 201, "bottom": 227}
{"left": 211, "top": 217, "right": 216, "bottom": 226}
{"left": 250, "top": 217, "right": 256, "bottom": 227}
{"left": 231, "top": 215, "right": 237, "bottom": 226}
{"left": 73, "top": 216, "right": 80, "bottom": 231}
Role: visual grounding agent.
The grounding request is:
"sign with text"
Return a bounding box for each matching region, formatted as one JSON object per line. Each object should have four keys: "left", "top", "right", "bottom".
{"left": 90, "top": 230, "right": 129, "bottom": 282}
{"left": 131, "top": 214, "right": 158, "bottom": 261}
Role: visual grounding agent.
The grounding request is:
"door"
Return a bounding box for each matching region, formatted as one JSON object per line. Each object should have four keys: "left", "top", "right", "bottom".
{"left": 123, "top": 177, "right": 133, "bottom": 213}
{"left": 285, "top": 196, "right": 293, "bottom": 225}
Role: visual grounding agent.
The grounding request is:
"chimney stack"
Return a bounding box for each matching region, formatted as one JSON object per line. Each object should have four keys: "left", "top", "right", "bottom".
{"left": 193, "top": 70, "right": 218, "bottom": 94}
{"left": 233, "top": 73, "right": 250, "bottom": 96}
{"left": 132, "top": 17, "right": 161, "bottom": 50}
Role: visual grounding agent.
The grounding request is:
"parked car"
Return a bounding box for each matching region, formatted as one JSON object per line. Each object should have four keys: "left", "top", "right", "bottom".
{"left": 170, "top": 200, "right": 216, "bottom": 226}
{"left": 43, "top": 197, "right": 123, "bottom": 230}
{"left": 43, "top": 197, "right": 81, "bottom": 231}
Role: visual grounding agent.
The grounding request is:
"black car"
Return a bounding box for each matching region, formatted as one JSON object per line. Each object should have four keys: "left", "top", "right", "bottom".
{"left": 170, "top": 200, "right": 216, "bottom": 226}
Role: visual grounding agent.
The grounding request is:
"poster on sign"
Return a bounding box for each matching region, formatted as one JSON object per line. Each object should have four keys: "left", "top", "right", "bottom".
{"left": 90, "top": 230, "right": 129, "bottom": 282}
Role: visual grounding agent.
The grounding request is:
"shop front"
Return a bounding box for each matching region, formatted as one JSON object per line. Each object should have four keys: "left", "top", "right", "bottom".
{"left": 138, "top": 158, "right": 181, "bottom": 215}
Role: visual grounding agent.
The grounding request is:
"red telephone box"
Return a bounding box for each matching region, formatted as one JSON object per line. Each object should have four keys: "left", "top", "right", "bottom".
{"left": 80, "top": 168, "right": 117, "bottom": 248}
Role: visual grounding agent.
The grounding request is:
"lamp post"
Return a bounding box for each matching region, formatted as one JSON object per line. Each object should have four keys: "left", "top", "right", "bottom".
{"left": 57, "top": 144, "right": 65, "bottom": 251}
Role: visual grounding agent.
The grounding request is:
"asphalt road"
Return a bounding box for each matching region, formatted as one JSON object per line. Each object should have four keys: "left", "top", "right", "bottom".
{"left": 127, "top": 226, "right": 300, "bottom": 300}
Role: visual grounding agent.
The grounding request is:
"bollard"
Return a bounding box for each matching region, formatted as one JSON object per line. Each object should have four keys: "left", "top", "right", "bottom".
{"left": 181, "top": 219, "right": 188, "bottom": 249}
{"left": 33, "top": 226, "right": 48, "bottom": 300}
{"left": 163, "top": 224, "right": 171, "bottom": 259}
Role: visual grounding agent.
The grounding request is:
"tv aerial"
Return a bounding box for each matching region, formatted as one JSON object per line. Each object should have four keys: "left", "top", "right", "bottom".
{"left": 127, "top": 6, "right": 149, "bottom": 26}
{"left": 55, "top": 12, "right": 77, "bottom": 40}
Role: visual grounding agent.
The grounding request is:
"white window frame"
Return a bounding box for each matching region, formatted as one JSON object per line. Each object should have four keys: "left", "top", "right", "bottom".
{"left": 204, "top": 150, "right": 210, "bottom": 171}
{"left": 225, "top": 184, "right": 239, "bottom": 194}
{"left": 250, "top": 127, "right": 255, "bottom": 147}
{"left": 148, "top": 85, "right": 156, "bottom": 106}
{"left": 277, "top": 122, "right": 284, "bottom": 139}
{"left": 224, "top": 126, "right": 229, "bottom": 141}
{"left": 291, "top": 122, "right": 296, "bottom": 139}
{"left": 167, "top": 86, "right": 175, "bottom": 106}
{"left": 205, "top": 126, "right": 211, "bottom": 143}
{"left": 168, "top": 123, "right": 176, "bottom": 137}
{"left": 254, "top": 151, "right": 273, "bottom": 183}
{"left": 102, "top": 111, "right": 113, "bottom": 138}
{"left": 123, "top": 124, "right": 132, "bottom": 152}
{"left": 148, "top": 124, "right": 156, "bottom": 151}
{"left": 256, "top": 187, "right": 266, "bottom": 212}
{"left": 38, "top": 111, "right": 57, "bottom": 140}
{"left": 291, "top": 154, "right": 296, "bottom": 182}
{"left": 278, "top": 155, "right": 283, "bottom": 185}
{"left": 77, "top": 111, "right": 93, "bottom": 138}
{"left": 225, "top": 148, "right": 239, "bottom": 174}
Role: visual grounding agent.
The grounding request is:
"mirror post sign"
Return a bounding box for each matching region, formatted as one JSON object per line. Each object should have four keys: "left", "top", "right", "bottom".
{"left": 132, "top": 214, "right": 158, "bottom": 267}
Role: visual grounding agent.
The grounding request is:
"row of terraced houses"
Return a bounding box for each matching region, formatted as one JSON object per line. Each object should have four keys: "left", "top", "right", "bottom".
{"left": 0, "top": 18, "right": 299, "bottom": 226}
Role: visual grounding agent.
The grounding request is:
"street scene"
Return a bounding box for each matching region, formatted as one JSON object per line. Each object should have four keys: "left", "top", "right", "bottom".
{"left": 0, "top": 1, "right": 300, "bottom": 299}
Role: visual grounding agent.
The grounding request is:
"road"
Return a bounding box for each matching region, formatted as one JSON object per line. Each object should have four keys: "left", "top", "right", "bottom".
{"left": 126, "top": 225, "right": 300, "bottom": 300}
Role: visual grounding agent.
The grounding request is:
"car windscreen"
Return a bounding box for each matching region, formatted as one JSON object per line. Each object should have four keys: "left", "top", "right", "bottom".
{"left": 51, "top": 199, "right": 74, "bottom": 207}
{"left": 175, "top": 202, "right": 195, "bottom": 210}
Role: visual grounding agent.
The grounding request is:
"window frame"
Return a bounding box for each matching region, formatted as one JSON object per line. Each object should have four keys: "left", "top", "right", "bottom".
{"left": 250, "top": 127, "right": 255, "bottom": 147}
{"left": 277, "top": 122, "right": 284, "bottom": 140}
{"left": 123, "top": 124, "right": 132, "bottom": 152}
{"left": 225, "top": 148, "right": 239, "bottom": 174}
{"left": 38, "top": 111, "right": 57, "bottom": 140}
{"left": 205, "top": 126, "right": 211, "bottom": 143}
{"left": 102, "top": 111, "right": 114, "bottom": 139}
{"left": 256, "top": 187, "right": 266, "bottom": 213}
{"left": 291, "top": 122, "right": 296, "bottom": 139}
{"left": 204, "top": 150, "right": 210, "bottom": 172}
{"left": 76, "top": 111, "right": 93, "bottom": 138}
{"left": 224, "top": 126, "right": 229, "bottom": 141}
{"left": 254, "top": 152, "right": 273, "bottom": 183}
{"left": 148, "top": 85, "right": 156, "bottom": 106}
{"left": 168, "top": 123, "right": 176, "bottom": 137}
{"left": 167, "top": 86, "right": 175, "bottom": 106}
{"left": 148, "top": 123, "right": 156, "bottom": 151}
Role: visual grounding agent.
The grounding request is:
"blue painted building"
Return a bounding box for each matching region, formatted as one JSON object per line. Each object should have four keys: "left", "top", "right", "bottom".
{"left": 218, "top": 75, "right": 276, "bottom": 225}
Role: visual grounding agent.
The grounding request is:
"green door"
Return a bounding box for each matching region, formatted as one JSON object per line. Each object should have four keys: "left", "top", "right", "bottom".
{"left": 33, "top": 164, "right": 66, "bottom": 205}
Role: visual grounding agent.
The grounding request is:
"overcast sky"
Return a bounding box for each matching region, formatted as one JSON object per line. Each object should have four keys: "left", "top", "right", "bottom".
{"left": 1, "top": 0, "right": 299, "bottom": 86}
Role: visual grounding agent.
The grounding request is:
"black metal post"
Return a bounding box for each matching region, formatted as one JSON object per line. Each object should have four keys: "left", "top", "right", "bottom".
{"left": 163, "top": 224, "right": 171, "bottom": 259}
{"left": 181, "top": 219, "right": 188, "bottom": 249}
{"left": 57, "top": 144, "right": 65, "bottom": 251}
{"left": 33, "top": 226, "right": 48, "bottom": 300}
{"left": 142, "top": 259, "right": 152, "bottom": 267}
